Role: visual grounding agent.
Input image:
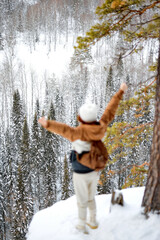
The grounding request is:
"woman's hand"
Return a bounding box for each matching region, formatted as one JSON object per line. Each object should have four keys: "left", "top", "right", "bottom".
{"left": 120, "top": 82, "right": 128, "bottom": 92}
{"left": 38, "top": 117, "right": 48, "bottom": 128}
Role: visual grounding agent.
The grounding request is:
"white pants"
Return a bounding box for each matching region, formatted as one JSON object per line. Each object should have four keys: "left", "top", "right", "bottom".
{"left": 73, "top": 171, "right": 99, "bottom": 221}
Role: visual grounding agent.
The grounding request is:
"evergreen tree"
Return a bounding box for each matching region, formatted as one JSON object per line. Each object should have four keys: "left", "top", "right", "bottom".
{"left": 75, "top": 0, "right": 160, "bottom": 50}
{"left": 71, "top": 48, "right": 93, "bottom": 72}
{"left": 142, "top": 38, "right": 160, "bottom": 214}
{"left": 42, "top": 102, "right": 57, "bottom": 207}
{"left": 35, "top": 98, "right": 40, "bottom": 119}
{"left": 12, "top": 90, "right": 24, "bottom": 148}
{"left": 61, "top": 155, "right": 70, "bottom": 200}
{"left": 20, "top": 117, "right": 34, "bottom": 224}
{"left": 43, "top": 129, "right": 56, "bottom": 206}
{"left": 111, "top": 55, "right": 126, "bottom": 189}
{"left": 49, "top": 101, "right": 56, "bottom": 120}
{"left": 106, "top": 65, "right": 114, "bottom": 98}
{"left": 10, "top": 89, "right": 24, "bottom": 188}
{"left": 55, "top": 88, "right": 65, "bottom": 122}
{"left": 136, "top": 88, "right": 153, "bottom": 164}
{"left": 69, "top": 48, "right": 92, "bottom": 113}
{"left": 104, "top": 82, "right": 155, "bottom": 189}
{"left": 38, "top": 114, "right": 46, "bottom": 209}
{"left": 116, "top": 54, "right": 124, "bottom": 88}
{"left": 10, "top": 90, "right": 25, "bottom": 239}
{"left": 0, "top": 131, "right": 5, "bottom": 240}
{"left": 11, "top": 164, "right": 28, "bottom": 240}
{"left": 48, "top": 102, "right": 57, "bottom": 202}
{"left": 31, "top": 112, "right": 41, "bottom": 210}
{"left": 3, "top": 130, "right": 14, "bottom": 239}
{"left": 125, "top": 74, "right": 131, "bottom": 100}
{"left": 43, "top": 136, "right": 56, "bottom": 207}
{"left": 98, "top": 165, "right": 112, "bottom": 194}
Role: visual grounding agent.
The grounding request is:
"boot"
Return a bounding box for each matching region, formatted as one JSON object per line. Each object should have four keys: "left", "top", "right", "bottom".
{"left": 87, "top": 210, "right": 98, "bottom": 229}
{"left": 76, "top": 206, "right": 88, "bottom": 234}
{"left": 76, "top": 219, "right": 89, "bottom": 234}
{"left": 87, "top": 200, "right": 98, "bottom": 229}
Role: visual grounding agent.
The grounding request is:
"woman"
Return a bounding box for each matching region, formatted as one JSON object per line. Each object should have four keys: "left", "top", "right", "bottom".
{"left": 38, "top": 82, "right": 127, "bottom": 233}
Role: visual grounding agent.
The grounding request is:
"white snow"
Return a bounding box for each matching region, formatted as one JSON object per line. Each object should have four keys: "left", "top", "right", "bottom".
{"left": 26, "top": 187, "right": 160, "bottom": 240}
{"left": 16, "top": 37, "right": 74, "bottom": 78}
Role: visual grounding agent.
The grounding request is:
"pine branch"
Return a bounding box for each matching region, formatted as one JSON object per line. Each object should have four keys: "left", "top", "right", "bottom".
{"left": 131, "top": 17, "right": 160, "bottom": 27}
{"left": 131, "top": 76, "right": 156, "bottom": 93}
{"left": 144, "top": 77, "right": 157, "bottom": 95}
{"left": 76, "top": 1, "right": 160, "bottom": 49}
{"left": 108, "top": 122, "right": 153, "bottom": 144}
{"left": 105, "top": 162, "right": 149, "bottom": 179}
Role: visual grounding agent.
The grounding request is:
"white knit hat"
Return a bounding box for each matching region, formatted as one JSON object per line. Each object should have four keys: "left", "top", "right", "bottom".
{"left": 79, "top": 103, "right": 97, "bottom": 122}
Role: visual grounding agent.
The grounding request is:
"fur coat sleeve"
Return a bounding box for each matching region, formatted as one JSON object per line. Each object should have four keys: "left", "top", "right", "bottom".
{"left": 44, "top": 89, "right": 124, "bottom": 142}
{"left": 100, "top": 89, "right": 124, "bottom": 125}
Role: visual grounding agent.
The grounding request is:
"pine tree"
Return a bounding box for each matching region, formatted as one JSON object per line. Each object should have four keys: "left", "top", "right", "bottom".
{"left": 0, "top": 131, "right": 5, "bottom": 240}
{"left": 104, "top": 82, "right": 155, "bottom": 189}
{"left": 31, "top": 111, "right": 41, "bottom": 210}
{"left": 71, "top": 48, "right": 93, "bottom": 72}
{"left": 43, "top": 139, "right": 56, "bottom": 207}
{"left": 48, "top": 102, "right": 57, "bottom": 203}
{"left": 12, "top": 90, "right": 24, "bottom": 148}
{"left": 43, "top": 129, "right": 56, "bottom": 206}
{"left": 61, "top": 155, "right": 70, "bottom": 200}
{"left": 2, "top": 130, "right": 14, "bottom": 239}
{"left": 38, "top": 116, "right": 46, "bottom": 209}
{"left": 32, "top": 99, "right": 44, "bottom": 209}
{"left": 42, "top": 102, "right": 57, "bottom": 207}
{"left": 106, "top": 65, "right": 114, "bottom": 100}
{"left": 11, "top": 89, "right": 24, "bottom": 186}
{"left": 110, "top": 55, "right": 126, "bottom": 189}
{"left": 35, "top": 99, "right": 40, "bottom": 119}
{"left": 116, "top": 54, "right": 124, "bottom": 87}
{"left": 69, "top": 48, "right": 92, "bottom": 113}
{"left": 98, "top": 166, "right": 112, "bottom": 194}
{"left": 11, "top": 164, "right": 28, "bottom": 240}
{"left": 75, "top": 0, "right": 160, "bottom": 50}
{"left": 20, "top": 117, "right": 34, "bottom": 225}
{"left": 10, "top": 90, "right": 25, "bottom": 239}
{"left": 142, "top": 36, "right": 160, "bottom": 214}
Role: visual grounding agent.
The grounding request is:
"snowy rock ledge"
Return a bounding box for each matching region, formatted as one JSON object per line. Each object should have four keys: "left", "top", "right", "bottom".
{"left": 27, "top": 187, "right": 160, "bottom": 240}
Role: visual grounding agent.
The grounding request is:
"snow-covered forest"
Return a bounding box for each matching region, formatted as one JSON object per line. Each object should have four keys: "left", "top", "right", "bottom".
{"left": 0, "top": 0, "right": 159, "bottom": 239}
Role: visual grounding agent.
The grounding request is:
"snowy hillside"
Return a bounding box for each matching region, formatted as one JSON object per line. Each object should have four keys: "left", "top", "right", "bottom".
{"left": 26, "top": 187, "right": 160, "bottom": 240}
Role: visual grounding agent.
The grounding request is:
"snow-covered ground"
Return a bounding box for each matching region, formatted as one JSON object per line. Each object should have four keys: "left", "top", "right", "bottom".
{"left": 26, "top": 187, "right": 160, "bottom": 240}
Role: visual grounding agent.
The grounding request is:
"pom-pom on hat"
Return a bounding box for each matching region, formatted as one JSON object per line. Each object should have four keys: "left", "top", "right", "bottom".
{"left": 79, "top": 103, "right": 97, "bottom": 123}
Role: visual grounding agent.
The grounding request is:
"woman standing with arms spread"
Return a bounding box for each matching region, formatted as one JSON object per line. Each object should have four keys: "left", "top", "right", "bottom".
{"left": 38, "top": 82, "right": 128, "bottom": 234}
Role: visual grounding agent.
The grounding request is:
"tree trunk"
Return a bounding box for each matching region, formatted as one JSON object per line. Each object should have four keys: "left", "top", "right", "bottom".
{"left": 142, "top": 37, "right": 160, "bottom": 214}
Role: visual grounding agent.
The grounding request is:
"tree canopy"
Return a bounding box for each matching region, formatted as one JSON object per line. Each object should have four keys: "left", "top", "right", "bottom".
{"left": 75, "top": 0, "right": 160, "bottom": 51}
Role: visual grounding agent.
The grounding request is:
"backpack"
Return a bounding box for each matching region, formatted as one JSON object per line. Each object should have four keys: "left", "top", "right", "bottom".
{"left": 77, "top": 140, "right": 109, "bottom": 171}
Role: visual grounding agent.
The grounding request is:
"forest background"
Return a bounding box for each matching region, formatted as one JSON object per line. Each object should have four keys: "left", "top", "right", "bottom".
{"left": 0, "top": 0, "right": 159, "bottom": 239}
